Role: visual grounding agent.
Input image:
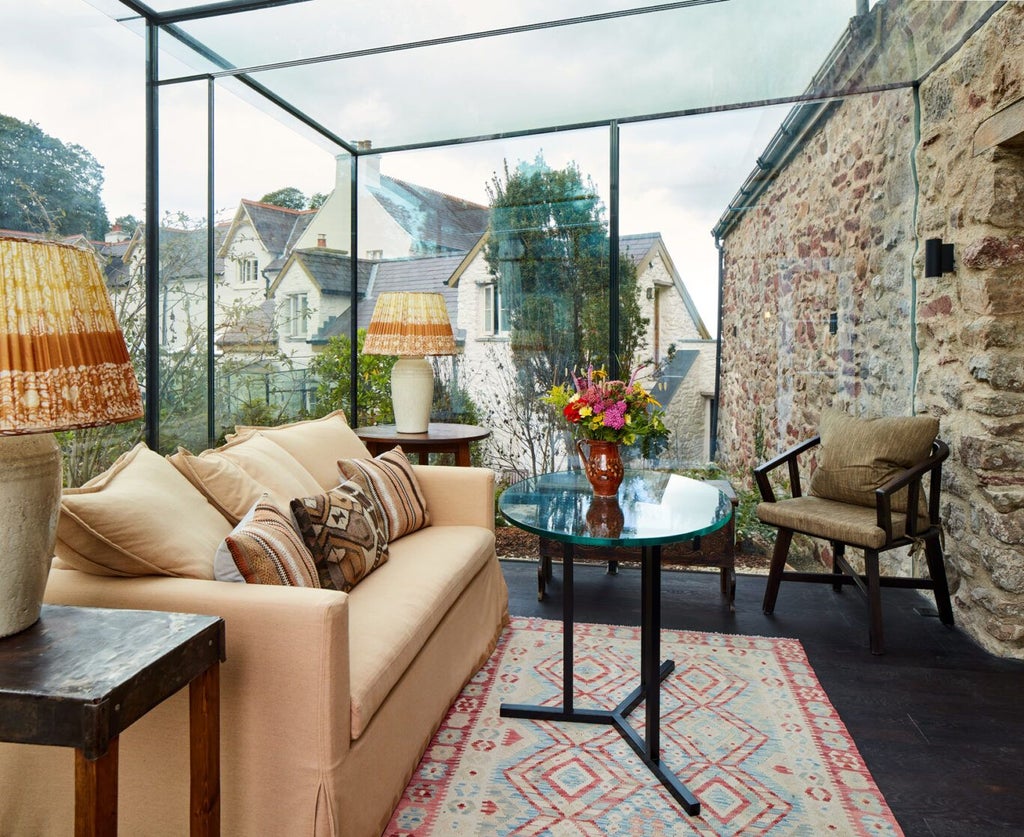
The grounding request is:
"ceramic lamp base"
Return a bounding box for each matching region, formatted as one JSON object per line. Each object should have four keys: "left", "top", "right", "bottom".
{"left": 0, "top": 433, "right": 61, "bottom": 636}
{"left": 391, "top": 357, "right": 434, "bottom": 434}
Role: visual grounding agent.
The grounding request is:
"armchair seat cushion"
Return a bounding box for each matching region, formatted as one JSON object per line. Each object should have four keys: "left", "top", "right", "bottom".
{"left": 756, "top": 496, "right": 908, "bottom": 549}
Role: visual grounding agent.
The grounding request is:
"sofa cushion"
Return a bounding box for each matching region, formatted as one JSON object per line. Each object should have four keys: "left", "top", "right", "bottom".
{"left": 290, "top": 474, "right": 389, "bottom": 592}
{"left": 235, "top": 410, "right": 372, "bottom": 490}
{"left": 219, "top": 494, "right": 319, "bottom": 587}
{"left": 338, "top": 447, "right": 429, "bottom": 542}
{"left": 809, "top": 409, "right": 938, "bottom": 513}
{"left": 344, "top": 524, "right": 496, "bottom": 739}
{"left": 168, "top": 447, "right": 265, "bottom": 524}
{"left": 57, "top": 443, "right": 230, "bottom": 578}
{"left": 169, "top": 432, "right": 321, "bottom": 523}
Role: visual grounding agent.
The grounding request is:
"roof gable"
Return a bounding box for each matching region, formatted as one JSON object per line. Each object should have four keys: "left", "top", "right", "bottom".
{"left": 270, "top": 247, "right": 373, "bottom": 297}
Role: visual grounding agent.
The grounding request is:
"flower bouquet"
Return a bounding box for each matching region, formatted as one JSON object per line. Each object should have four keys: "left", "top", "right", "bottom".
{"left": 543, "top": 365, "right": 670, "bottom": 493}
{"left": 544, "top": 366, "right": 669, "bottom": 449}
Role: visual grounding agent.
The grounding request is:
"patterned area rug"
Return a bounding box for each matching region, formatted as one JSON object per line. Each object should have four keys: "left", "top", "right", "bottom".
{"left": 385, "top": 617, "right": 902, "bottom": 836}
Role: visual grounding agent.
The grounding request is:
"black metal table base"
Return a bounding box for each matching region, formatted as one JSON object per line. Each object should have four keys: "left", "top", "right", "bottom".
{"left": 500, "top": 542, "right": 701, "bottom": 817}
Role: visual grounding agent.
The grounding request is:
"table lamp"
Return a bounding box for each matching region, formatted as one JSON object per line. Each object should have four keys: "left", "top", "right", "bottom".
{"left": 362, "top": 292, "right": 456, "bottom": 433}
{"left": 0, "top": 235, "right": 143, "bottom": 637}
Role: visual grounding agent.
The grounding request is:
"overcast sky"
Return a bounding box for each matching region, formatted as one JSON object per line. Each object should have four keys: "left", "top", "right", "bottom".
{"left": 1, "top": 0, "right": 855, "bottom": 330}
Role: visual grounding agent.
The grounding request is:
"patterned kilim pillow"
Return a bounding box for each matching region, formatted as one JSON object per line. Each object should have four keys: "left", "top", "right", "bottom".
{"left": 337, "top": 446, "right": 430, "bottom": 542}
{"left": 291, "top": 475, "right": 389, "bottom": 592}
{"left": 220, "top": 494, "right": 320, "bottom": 587}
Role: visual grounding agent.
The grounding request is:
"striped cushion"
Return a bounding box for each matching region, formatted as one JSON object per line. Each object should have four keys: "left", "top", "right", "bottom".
{"left": 338, "top": 446, "right": 430, "bottom": 542}
{"left": 809, "top": 409, "right": 938, "bottom": 513}
{"left": 291, "top": 474, "right": 389, "bottom": 592}
{"left": 218, "top": 494, "right": 319, "bottom": 587}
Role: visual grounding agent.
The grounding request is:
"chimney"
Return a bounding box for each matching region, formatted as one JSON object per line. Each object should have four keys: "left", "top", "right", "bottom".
{"left": 317, "top": 234, "right": 326, "bottom": 248}
{"left": 357, "top": 140, "right": 381, "bottom": 189}
{"left": 105, "top": 223, "right": 128, "bottom": 244}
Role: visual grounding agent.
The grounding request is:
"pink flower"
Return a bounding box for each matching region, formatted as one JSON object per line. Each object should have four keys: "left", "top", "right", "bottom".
{"left": 602, "top": 400, "right": 627, "bottom": 429}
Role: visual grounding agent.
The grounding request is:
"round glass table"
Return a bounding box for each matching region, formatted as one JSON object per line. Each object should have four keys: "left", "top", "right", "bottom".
{"left": 498, "top": 469, "right": 734, "bottom": 817}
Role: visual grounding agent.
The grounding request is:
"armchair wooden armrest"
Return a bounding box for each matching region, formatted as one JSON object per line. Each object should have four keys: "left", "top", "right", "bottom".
{"left": 754, "top": 435, "right": 821, "bottom": 503}
{"left": 873, "top": 439, "right": 949, "bottom": 540}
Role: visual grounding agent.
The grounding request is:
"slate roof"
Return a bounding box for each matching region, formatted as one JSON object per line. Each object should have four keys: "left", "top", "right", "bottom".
{"left": 215, "top": 298, "right": 277, "bottom": 351}
{"left": 240, "top": 200, "right": 316, "bottom": 258}
{"left": 368, "top": 176, "right": 489, "bottom": 254}
{"left": 284, "top": 247, "right": 375, "bottom": 296}
{"left": 649, "top": 349, "right": 699, "bottom": 406}
{"left": 313, "top": 254, "right": 464, "bottom": 345}
{"left": 621, "top": 233, "right": 662, "bottom": 268}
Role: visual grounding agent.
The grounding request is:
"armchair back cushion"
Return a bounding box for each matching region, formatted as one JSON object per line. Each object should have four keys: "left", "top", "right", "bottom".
{"left": 809, "top": 409, "right": 938, "bottom": 513}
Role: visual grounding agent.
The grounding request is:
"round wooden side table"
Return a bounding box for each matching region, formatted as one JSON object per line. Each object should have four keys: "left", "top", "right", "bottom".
{"left": 354, "top": 422, "right": 490, "bottom": 467}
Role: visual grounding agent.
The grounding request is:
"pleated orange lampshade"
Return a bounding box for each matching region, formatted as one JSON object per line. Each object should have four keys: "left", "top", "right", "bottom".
{"left": 363, "top": 292, "right": 456, "bottom": 357}
{"left": 0, "top": 235, "right": 143, "bottom": 434}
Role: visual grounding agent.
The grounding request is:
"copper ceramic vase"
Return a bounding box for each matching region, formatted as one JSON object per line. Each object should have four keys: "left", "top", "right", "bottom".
{"left": 576, "top": 439, "right": 624, "bottom": 497}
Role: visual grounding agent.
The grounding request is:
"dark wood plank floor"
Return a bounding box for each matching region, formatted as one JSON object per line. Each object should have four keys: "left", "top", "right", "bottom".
{"left": 500, "top": 558, "right": 1024, "bottom": 837}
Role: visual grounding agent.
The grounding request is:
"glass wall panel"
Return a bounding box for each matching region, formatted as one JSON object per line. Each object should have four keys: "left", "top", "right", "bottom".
{"left": 209, "top": 84, "right": 338, "bottom": 439}
{"left": 156, "top": 81, "right": 211, "bottom": 453}
{"left": 339, "top": 130, "right": 609, "bottom": 475}
{"left": 620, "top": 107, "right": 788, "bottom": 469}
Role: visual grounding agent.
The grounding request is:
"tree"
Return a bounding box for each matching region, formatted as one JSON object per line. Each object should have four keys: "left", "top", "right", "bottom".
{"left": 309, "top": 330, "right": 396, "bottom": 426}
{"left": 483, "top": 153, "right": 647, "bottom": 387}
{"left": 310, "top": 192, "right": 328, "bottom": 210}
{"left": 259, "top": 187, "right": 308, "bottom": 210}
{"left": 0, "top": 114, "right": 108, "bottom": 238}
{"left": 113, "top": 214, "right": 141, "bottom": 235}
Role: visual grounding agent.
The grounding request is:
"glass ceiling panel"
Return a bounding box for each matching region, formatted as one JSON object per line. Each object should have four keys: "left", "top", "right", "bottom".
{"left": 180, "top": 0, "right": 858, "bottom": 149}
{"left": 169, "top": 0, "right": 736, "bottom": 71}
{"left": 100, "top": 0, "right": 998, "bottom": 151}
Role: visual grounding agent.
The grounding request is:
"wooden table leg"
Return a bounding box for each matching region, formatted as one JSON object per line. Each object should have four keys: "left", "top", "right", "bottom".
{"left": 75, "top": 740, "right": 118, "bottom": 837}
{"left": 190, "top": 662, "right": 220, "bottom": 836}
{"left": 455, "top": 443, "right": 471, "bottom": 467}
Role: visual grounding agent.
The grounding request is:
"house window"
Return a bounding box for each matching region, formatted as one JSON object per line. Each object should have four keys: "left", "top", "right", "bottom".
{"left": 287, "top": 293, "right": 309, "bottom": 338}
{"left": 239, "top": 258, "right": 259, "bottom": 284}
{"left": 483, "top": 283, "right": 510, "bottom": 336}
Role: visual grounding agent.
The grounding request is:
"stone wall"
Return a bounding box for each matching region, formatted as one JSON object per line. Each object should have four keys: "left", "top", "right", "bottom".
{"left": 717, "top": 84, "right": 920, "bottom": 468}
{"left": 716, "top": 0, "right": 1024, "bottom": 656}
{"left": 915, "top": 3, "right": 1024, "bottom": 655}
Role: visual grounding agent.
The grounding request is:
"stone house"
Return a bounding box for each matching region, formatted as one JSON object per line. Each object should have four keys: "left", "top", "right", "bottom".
{"left": 714, "top": 0, "right": 1024, "bottom": 657}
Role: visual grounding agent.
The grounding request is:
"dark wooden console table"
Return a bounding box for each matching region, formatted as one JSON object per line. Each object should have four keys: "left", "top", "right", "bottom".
{"left": 0, "top": 605, "right": 225, "bottom": 836}
{"left": 355, "top": 422, "right": 490, "bottom": 466}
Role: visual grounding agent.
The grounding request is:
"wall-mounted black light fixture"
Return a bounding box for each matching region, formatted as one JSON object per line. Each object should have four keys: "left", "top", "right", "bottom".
{"left": 829, "top": 311, "right": 838, "bottom": 335}
{"left": 925, "top": 238, "right": 955, "bottom": 277}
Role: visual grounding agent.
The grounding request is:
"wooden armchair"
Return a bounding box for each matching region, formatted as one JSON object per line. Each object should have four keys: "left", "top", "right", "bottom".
{"left": 754, "top": 411, "right": 955, "bottom": 654}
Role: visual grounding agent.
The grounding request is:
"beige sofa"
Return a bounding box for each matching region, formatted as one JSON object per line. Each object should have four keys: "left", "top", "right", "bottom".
{"left": 0, "top": 412, "right": 509, "bottom": 837}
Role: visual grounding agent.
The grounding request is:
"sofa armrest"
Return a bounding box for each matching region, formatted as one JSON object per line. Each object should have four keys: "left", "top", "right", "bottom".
{"left": 43, "top": 568, "right": 352, "bottom": 764}
{"left": 412, "top": 464, "right": 495, "bottom": 531}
